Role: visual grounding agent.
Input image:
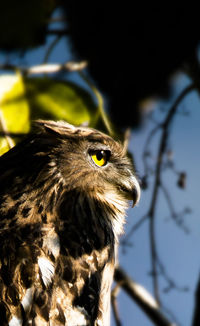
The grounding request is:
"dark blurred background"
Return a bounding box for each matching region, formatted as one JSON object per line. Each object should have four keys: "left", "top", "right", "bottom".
{"left": 1, "top": 1, "right": 200, "bottom": 128}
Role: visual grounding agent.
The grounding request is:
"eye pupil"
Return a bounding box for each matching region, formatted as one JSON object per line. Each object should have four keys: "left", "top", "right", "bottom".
{"left": 96, "top": 151, "right": 104, "bottom": 161}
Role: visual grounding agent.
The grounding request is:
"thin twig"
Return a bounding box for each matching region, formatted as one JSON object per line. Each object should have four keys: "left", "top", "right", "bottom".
{"left": 161, "top": 183, "right": 189, "bottom": 233}
{"left": 160, "top": 183, "right": 175, "bottom": 216}
{"left": 43, "top": 35, "right": 63, "bottom": 63}
{"left": 0, "top": 132, "right": 26, "bottom": 138}
{"left": 122, "top": 214, "right": 148, "bottom": 245}
{"left": 79, "top": 71, "right": 114, "bottom": 136}
{"left": 0, "top": 111, "right": 15, "bottom": 149}
{"left": 157, "top": 257, "right": 188, "bottom": 294}
{"left": 147, "top": 83, "right": 195, "bottom": 305}
{"left": 142, "top": 124, "right": 161, "bottom": 176}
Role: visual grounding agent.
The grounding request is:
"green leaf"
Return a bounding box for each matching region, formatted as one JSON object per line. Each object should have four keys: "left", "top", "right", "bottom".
{"left": 0, "top": 73, "right": 30, "bottom": 155}
{"left": 24, "top": 77, "right": 97, "bottom": 125}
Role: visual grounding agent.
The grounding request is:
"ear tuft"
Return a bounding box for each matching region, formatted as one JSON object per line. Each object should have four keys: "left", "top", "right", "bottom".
{"left": 32, "top": 120, "right": 76, "bottom": 136}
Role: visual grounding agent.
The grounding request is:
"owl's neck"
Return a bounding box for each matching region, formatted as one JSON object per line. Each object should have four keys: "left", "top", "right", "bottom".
{"left": 40, "top": 181, "right": 127, "bottom": 248}
{"left": 55, "top": 190, "right": 116, "bottom": 257}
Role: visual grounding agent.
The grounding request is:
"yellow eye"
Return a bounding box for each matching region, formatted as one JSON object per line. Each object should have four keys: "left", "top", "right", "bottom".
{"left": 91, "top": 150, "right": 110, "bottom": 167}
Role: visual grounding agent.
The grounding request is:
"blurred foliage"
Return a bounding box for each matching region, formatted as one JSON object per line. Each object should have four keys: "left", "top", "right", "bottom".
{"left": 0, "top": 72, "right": 116, "bottom": 156}
{"left": 63, "top": 3, "right": 200, "bottom": 127}
{"left": 24, "top": 77, "right": 97, "bottom": 124}
{"left": 0, "top": 74, "right": 30, "bottom": 155}
{"left": 1, "top": 3, "right": 200, "bottom": 128}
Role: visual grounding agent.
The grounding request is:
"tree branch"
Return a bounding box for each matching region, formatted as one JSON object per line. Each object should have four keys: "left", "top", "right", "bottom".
{"left": 0, "top": 61, "right": 88, "bottom": 75}
{"left": 114, "top": 266, "right": 177, "bottom": 326}
{"left": 111, "top": 283, "right": 122, "bottom": 326}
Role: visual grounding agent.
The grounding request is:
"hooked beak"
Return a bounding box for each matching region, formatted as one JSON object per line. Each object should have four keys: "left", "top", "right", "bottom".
{"left": 131, "top": 183, "right": 141, "bottom": 207}
{"left": 118, "top": 175, "right": 141, "bottom": 207}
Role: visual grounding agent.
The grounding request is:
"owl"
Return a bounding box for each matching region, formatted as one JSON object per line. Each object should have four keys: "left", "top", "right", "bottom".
{"left": 0, "top": 120, "right": 140, "bottom": 326}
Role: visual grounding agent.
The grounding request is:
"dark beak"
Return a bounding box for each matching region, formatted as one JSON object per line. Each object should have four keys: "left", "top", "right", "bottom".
{"left": 132, "top": 177, "right": 141, "bottom": 207}
{"left": 119, "top": 175, "right": 141, "bottom": 207}
{"left": 132, "top": 185, "right": 140, "bottom": 207}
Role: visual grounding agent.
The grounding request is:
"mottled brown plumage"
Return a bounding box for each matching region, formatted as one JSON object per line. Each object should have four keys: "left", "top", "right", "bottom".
{"left": 0, "top": 120, "right": 140, "bottom": 325}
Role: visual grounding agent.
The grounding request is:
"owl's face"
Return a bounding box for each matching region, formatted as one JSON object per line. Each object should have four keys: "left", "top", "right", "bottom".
{"left": 40, "top": 121, "right": 140, "bottom": 209}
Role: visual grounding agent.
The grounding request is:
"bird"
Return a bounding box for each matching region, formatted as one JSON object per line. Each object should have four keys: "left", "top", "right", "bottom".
{"left": 0, "top": 120, "right": 140, "bottom": 326}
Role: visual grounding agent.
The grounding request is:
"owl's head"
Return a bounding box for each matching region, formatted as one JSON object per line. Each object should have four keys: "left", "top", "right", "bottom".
{"left": 0, "top": 120, "right": 140, "bottom": 237}
{"left": 36, "top": 120, "right": 140, "bottom": 212}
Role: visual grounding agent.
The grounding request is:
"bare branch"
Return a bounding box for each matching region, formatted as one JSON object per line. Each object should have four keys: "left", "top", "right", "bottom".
{"left": 28, "top": 61, "right": 88, "bottom": 74}
{"left": 114, "top": 266, "right": 177, "bottom": 326}
{"left": 111, "top": 283, "right": 122, "bottom": 326}
{"left": 0, "top": 61, "right": 88, "bottom": 75}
